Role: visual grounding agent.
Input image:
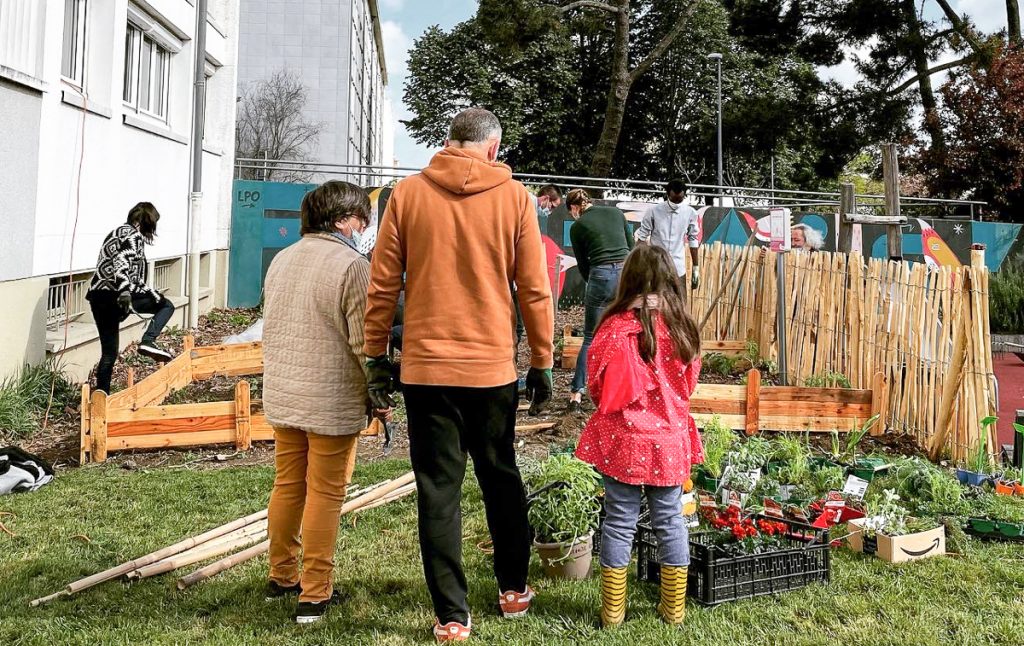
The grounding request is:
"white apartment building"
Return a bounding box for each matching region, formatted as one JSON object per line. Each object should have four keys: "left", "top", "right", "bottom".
{"left": 0, "top": 0, "right": 241, "bottom": 382}
{"left": 238, "top": 0, "right": 393, "bottom": 180}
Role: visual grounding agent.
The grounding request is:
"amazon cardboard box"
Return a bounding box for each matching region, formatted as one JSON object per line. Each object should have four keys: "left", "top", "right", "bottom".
{"left": 847, "top": 518, "right": 945, "bottom": 563}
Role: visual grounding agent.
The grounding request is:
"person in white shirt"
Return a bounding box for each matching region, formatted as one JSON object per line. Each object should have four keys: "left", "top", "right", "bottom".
{"left": 636, "top": 179, "right": 701, "bottom": 292}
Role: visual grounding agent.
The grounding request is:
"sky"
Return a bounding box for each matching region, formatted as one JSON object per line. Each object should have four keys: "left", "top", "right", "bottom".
{"left": 379, "top": 0, "right": 1019, "bottom": 169}
{"left": 378, "top": 0, "right": 477, "bottom": 169}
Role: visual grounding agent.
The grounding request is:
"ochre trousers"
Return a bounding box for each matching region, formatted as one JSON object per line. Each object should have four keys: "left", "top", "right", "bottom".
{"left": 268, "top": 426, "right": 358, "bottom": 603}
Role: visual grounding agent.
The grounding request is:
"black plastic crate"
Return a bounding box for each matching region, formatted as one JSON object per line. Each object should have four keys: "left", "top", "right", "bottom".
{"left": 637, "top": 515, "right": 831, "bottom": 606}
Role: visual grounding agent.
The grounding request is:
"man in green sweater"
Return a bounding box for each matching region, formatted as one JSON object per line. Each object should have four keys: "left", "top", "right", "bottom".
{"left": 566, "top": 189, "right": 633, "bottom": 411}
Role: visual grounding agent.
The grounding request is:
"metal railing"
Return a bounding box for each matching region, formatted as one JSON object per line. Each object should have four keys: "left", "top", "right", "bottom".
{"left": 46, "top": 275, "right": 90, "bottom": 329}
{"left": 153, "top": 260, "right": 177, "bottom": 295}
{"left": 233, "top": 159, "right": 987, "bottom": 218}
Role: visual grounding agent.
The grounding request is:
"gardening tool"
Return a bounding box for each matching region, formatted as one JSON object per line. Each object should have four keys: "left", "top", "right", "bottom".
{"left": 526, "top": 480, "right": 568, "bottom": 506}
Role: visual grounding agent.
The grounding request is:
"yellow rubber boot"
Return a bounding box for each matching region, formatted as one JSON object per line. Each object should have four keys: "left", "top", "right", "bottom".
{"left": 656, "top": 566, "right": 688, "bottom": 625}
{"left": 599, "top": 566, "right": 628, "bottom": 627}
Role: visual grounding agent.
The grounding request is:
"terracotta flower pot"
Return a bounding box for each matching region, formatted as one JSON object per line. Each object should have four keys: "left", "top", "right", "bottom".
{"left": 534, "top": 532, "right": 593, "bottom": 580}
{"left": 995, "top": 480, "right": 1016, "bottom": 496}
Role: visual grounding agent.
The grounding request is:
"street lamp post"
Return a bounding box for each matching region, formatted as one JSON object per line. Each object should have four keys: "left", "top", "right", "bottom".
{"left": 708, "top": 52, "right": 723, "bottom": 206}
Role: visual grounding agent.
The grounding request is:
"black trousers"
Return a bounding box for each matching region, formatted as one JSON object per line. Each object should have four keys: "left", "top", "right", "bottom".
{"left": 404, "top": 382, "right": 530, "bottom": 624}
{"left": 88, "top": 291, "right": 175, "bottom": 394}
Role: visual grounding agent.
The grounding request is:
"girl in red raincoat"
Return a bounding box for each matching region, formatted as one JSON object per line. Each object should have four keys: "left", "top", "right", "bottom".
{"left": 575, "top": 244, "right": 703, "bottom": 628}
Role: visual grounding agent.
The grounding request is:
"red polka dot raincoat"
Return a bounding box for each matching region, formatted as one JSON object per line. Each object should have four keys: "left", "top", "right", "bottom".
{"left": 575, "top": 311, "right": 704, "bottom": 487}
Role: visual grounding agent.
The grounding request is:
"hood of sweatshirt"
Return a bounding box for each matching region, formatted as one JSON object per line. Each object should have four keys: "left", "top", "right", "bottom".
{"left": 422, "top": 147, "right": 513, "bottom": 196}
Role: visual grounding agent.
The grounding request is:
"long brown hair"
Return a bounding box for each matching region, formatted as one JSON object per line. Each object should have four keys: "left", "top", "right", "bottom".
{"left": 597, "top": 244, "right": 701, "bottom": 364}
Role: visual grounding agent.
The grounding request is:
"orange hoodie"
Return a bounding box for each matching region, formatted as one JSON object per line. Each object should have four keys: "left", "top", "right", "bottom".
{"left": 364, "top": 147, "right": 554, "bottom": 388}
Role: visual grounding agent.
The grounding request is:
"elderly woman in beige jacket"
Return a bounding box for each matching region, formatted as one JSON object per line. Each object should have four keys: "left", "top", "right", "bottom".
{"left": 261, "top": 180, "right": 374, "bottom": 625}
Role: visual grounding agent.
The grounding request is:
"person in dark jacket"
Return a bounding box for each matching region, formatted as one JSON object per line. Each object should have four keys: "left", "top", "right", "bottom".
{"left": 86, "top": 202, "right": 175, "bottom": 394}
{"left": 567, "top": 188, "right": 633, "bottom": 411}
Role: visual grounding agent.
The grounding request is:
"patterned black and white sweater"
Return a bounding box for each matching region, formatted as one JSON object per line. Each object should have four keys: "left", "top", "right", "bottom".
{"left": 87, "top": 224, "right": 159, "bottom": 298}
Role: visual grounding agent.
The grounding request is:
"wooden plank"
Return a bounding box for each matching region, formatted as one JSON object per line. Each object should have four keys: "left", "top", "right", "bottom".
{"left": 191, "top": 359, "right": 265, "bottom": 380}
{"left": 701, "top": 340, "right": 747, "bottom": 354}
{"left": 91, "top": 390, "right": 108, "bottom": 463}
{"left": 190, "top": 341, "right": 262, "bottom": 359}
{"left": 79, "top": 383, "right": 91, "bottom": 465}
{"left": 758, "top": 401, "right": 873, "bottom": 418}
{"left": 108, "top": 401, "right": 236, "bottom": 423}
{"left": 744, "top": 369, "right": 760, "bottom": 436}
{"left": 693, "top": 384, "right": 746, "bottom": 400}
{"left": 759, "top": 415, "right": 869, "bottom": 433}
{"left": 758, "top": 387, "right": 872, "bottom": 405}
{"left": 108, "top": 415, "right": 236, "bottom": 438}
{"left": 689, "top": 399, "right": 745, "bottom": 416}
{"left": 126, "top": 367, "right": 135, "bottom": 388}
{"left": 251, "top": 414, "right": 274, "bottom": 441}
{"left": 235, "top": 381, "right": 252, "bottom": 450}
{"left": 106, "top": 429, "right": 236, "bottom": 452}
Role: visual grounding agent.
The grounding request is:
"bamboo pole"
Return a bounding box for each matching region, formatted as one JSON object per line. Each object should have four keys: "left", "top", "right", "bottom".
{"left": 929, "top": 276, "right": 971, "bottom": 461}
{"left": 29, "top": 508, "right": 269, "bottom": 606}
{"left": 698, "top": 234, "right": 756, "bottom": 332}
{"left": 176, "top": 471, "right": 418, "bottom": 590}
{"left": 129, "top": 530, "right": 267, "bottom": 580}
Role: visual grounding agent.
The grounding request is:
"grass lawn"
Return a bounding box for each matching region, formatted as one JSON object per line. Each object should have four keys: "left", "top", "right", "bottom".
{"left": 2, "top": 461, "right": 1024, "bottom": 645}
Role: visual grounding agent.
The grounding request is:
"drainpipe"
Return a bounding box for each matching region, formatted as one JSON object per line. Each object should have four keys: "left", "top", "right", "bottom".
{"left": 186, "top": 0, "right": 208, "bottom": 328}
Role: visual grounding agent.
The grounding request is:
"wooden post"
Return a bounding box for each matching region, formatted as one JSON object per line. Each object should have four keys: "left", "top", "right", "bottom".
{"left": 838, "top": 182, "right": 856, "bottom": 254}
{"left": 882, "top": 144, "right": 903, "bottom": 260}
{"left": 91, "top": 390, "right": 108, "bottom": 463}
{"left": 930, "top": 277, "right": 970, "bottom": 461}
{"left": 234, "top": 380, "right": 251, "bottom": 451}
{"left": 870, "top": 371, "right": 887, "bottom": 436}
{"left": 744, "top": 368, "right": 761, "bottom": 436}
{"left": 751, "top": 249, "right": 766, "bottom": 349}
{"left": 126, "top": 367, "right": 135, "bottom": 389}
{"left": 183, "top": 335, "right": 195, "bottom": 383}
{"left": 79, "top": 383, "right": 91, "bottom": 465}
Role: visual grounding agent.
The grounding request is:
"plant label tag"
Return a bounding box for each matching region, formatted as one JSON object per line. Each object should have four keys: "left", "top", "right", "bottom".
{"left": 764, "top": 498, "right": 784, "bottom": 518}
{"left": 698, "top": 492, "right": 717, "bottom": 510}
{"left": 786, "top": 505, "right": 810, "bottom": 523}
{"left": 843, "top": 475, "right": 870, "bottom": 500}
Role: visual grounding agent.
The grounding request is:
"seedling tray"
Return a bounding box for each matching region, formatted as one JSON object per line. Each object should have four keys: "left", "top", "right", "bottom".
{"left": 636, "top": 515, "right": 831, "bottom": 605}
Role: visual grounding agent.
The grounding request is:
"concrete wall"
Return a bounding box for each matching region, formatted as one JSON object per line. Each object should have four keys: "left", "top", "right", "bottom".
{"left": 0, "top": 277, "right": 48, "bottom": 377}
{"left": 0, "top": 78, "right": 41, "bottom": 282}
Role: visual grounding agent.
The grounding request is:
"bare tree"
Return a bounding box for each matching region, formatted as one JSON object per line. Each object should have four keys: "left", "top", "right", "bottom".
{"left": 234, "top": 69, "right": 324, "bottom": 182}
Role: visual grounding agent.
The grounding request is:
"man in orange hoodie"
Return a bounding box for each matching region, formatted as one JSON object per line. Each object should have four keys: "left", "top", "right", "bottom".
{"left": 363, "top": 108, "right": 554, "bottom": 642}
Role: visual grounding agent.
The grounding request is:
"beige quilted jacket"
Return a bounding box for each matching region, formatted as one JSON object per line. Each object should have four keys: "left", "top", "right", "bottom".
{"left": 262, "top": 233, "right": 371, "bottom": 436}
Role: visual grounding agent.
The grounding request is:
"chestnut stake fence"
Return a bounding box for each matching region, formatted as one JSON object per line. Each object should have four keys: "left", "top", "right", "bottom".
{"left": 689, "top": 242, "right": 996, "bottom": 462}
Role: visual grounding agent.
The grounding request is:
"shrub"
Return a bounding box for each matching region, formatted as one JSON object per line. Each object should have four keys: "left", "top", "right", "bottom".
{"left": 804, "top": 371, "right": 852, "bottom": 388}
{"left": 990, "top": 254, "right": 1024, "bottom": 334}
{"left": 702, "top": 352, "right": 737, "bottom": 377}
{"left": 700, "top": 415, "right": 738, "bottom": 477}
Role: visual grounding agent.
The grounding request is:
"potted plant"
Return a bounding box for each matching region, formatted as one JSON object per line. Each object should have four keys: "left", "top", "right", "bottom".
{"left": 525, "top": 454, "right": 602, "bottom": 580}
{"left": 956, "top": 417, "right": 997, "bottom": 487}
{"left": 843, "top": 415, "right": 890, "bottom": 481}
{"left": 694, "top": 415, "right": 738, "bottom": 491}
{"left": 847, "top": 490, "right": 946, "bottom": 562}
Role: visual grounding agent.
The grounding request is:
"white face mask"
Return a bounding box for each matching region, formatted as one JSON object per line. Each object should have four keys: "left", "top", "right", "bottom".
{"left": 351, "top": 229, "right": 363, "bottom": 249}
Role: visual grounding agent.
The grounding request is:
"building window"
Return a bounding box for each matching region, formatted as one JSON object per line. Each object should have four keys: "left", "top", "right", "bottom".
{"left": 61, "top": 0, "right": 87, "bottom": 85}
{"left": 123, "top": 23, "right": 171, "bottom": 119}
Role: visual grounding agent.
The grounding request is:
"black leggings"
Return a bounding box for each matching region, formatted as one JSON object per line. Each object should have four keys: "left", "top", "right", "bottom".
{"left": 88, "top": 291, "right": 175, "bottom": 393}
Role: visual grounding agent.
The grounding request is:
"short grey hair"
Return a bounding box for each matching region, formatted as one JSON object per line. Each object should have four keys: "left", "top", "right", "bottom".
{"left": 792, "top": 223, "right": 825, "bottom": 251}
{"left": 448, "top": 108, "right": 502, "bottom": 144}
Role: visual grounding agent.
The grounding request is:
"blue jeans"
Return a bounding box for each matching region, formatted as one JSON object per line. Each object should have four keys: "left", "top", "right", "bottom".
{"left": 571, "top": 263, "right": 621, "bottom": 394}
{"left": 600, "top": 476, "right": 689, "bottom": 569}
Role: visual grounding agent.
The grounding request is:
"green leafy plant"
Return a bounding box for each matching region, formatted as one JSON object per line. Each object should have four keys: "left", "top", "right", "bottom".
{"left": 0, "top": 360, "right": 77, "bottom": 441}
{"left": 861, "top": 490, "right": 939, "bottom": 538}
{"left": 524, "top": 455, "right": 602, "bottom": 545}
{"left": 804, "top": 371, "right": 852, "bottom": 388}
{"left": 966, "top": 417, "right": 998, "bottom": 474}
{"left": 702, "top": 352, "right": 738, "bottom": 378}
{"left": 808, "top": 465, "right": 845, "bottom": 496}
{"left": 725, "top": 436, "right": 773, "bottom": 473}
{"left": 700, "top": 415, "right": 737, "bottom": 478}
{"left": 989, "top": 255, "right": 1024, "bottom": 334}
{"left": 827, "top": 413, "right": 881, "bottom": 465}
